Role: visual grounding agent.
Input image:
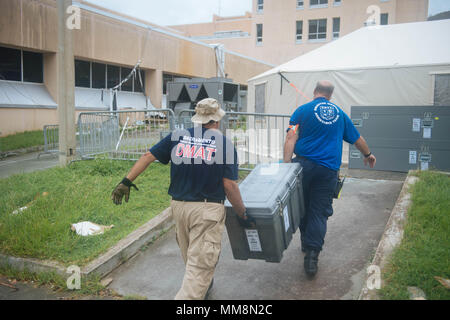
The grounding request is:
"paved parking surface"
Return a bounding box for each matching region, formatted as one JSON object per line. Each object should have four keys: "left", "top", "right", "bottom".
{"left": 0, "top": 152, "right": 58, "bottom": 179}
{"left": 109, "top": 176, "right": 404, "bottom": 300}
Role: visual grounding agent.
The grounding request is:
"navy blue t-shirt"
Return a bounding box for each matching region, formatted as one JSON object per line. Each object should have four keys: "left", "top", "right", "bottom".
{"left": 149, "top": 126, "right": 239, "bottom": 201}
{"left": 288, "top": 97, "right": 360, "bottom": 171}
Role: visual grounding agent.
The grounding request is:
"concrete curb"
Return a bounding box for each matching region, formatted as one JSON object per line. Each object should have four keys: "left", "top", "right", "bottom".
{"left": 82, "top": 207, "right": 173, "bottom": 277}
{"left": 0, "top": 145, "right": 45, "bottom": 159}
{"left": 0, "top": 207, "right": 174, "bottom": 280}
{"left": 358, "top": 171, "right": 419, "bottom": 300}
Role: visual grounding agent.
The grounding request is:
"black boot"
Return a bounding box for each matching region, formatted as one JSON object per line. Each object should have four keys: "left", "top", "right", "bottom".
{"left": 304, "top": 250, "right": 320, "bottom": 277}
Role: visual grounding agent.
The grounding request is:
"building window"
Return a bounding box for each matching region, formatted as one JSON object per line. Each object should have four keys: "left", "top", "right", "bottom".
{"left": 257, "top": 0, "right": 264, "bottom": 13}
{"left": 0, "top": 47, "right": 21, "bottom": 82}
{"left": 92, "top": 62, "right": 106, "bottom": 89}
{"left": 0, "top": 46, "right": 43, "bottom": 83}
{"left": 309, "top": 19, "right": 327, "bottom": 41}
{"left": 0, "top": 47, "right": 21, "bottom": 81}
{"left": 23, "top": 51, "right": 43, "bottom": 83}
{"left": 380, "top": 13, "right": 388, "bottom": 25}
{"left": 107, "top": 65, "right": 120, "bottom": 89}
{"left": 75, "top": 60, "right": 91, "bottom": 88}
{"left": 134, "top": 69, "right": 145, "bottom": 93}
{"left": 121, "top": 67, "right": 133, "bottom": 92}
{"left": 333, "top": 17, "right": 340, "bottom": 39}
{"left": 256, "top": 24, "right": 263, "bottom": 45}
{"left": 334, "top": 0, "right": 341, "bottom": 6}
{"left": 296, "top": 20, "right": 303, "bottom": 42}
{"left": 75, "top": 59, "right": 144, "bottom": 92}
{"left": 297, "top": 0, "right": 304, "bottom": 9}
{"left": 163, "top": 73, "right": 175, "bottom": 95}
{"left": 310, "top": 0, "right": 328, "bottom": 8}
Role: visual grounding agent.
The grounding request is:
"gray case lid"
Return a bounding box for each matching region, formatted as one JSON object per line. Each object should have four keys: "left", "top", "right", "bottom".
{"left": 225, "top": 163, "right": 301, "bottom": 218}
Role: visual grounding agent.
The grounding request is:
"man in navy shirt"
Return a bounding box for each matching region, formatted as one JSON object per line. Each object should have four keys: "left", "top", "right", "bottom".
{"left": 111, "top": 98, "right": 249, "bottom": 299}
{"left": 283, "top": 81, "right": 376, "bottom": 277}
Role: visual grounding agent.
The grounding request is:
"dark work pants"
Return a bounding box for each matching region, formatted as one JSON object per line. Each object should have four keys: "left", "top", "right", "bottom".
{"left": 293, "top": 156, "right": 338, "bottom": 251}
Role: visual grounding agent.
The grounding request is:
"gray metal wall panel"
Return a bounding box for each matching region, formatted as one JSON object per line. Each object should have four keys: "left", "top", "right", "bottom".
{"left": 349, "top": 106, "right": 450, "bottom": 172}
{"left": 349, "top": 145, "right": 450, "bottom": 172}
{"left": 351, "top": 106, "right": 450, "bottom": 143}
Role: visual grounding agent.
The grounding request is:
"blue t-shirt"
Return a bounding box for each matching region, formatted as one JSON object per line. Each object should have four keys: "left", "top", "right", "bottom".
{"left": 149, "top": 126, "right": 238, "bottom": 201}
{"left": 288, "top": 97, "right": 360, "bottom": 171}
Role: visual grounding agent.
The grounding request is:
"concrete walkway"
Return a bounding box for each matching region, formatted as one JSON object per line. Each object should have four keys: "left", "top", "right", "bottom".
{"left": 0, "top": 152, "right": 59, "bottom": 179}
{"left": 109, "top": 176, "right": 404, "bottom": 300}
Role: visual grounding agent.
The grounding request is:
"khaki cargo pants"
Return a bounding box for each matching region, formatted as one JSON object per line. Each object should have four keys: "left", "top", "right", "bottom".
{"left": 171, "top": 200, "right": 225, "bottom": 300}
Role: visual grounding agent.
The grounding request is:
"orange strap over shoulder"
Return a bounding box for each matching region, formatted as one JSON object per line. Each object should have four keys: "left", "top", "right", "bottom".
{"left": 288, "top": 124, "right": 299, "bottom": 134}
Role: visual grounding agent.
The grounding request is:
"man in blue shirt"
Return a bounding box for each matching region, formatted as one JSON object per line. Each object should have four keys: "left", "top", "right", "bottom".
{"left": 111, "top": 98, "right": 249, "bottom": 299}
{"left": 283, "top": 81, "right": 376, "bottom": 277}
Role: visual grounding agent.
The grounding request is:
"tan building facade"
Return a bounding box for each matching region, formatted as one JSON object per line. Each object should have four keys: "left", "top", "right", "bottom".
{"left": 0, "top": 0, "right": 273, "bottom": 136}
{"left": 170, "top": 0, "right": 429, "bottom": 66}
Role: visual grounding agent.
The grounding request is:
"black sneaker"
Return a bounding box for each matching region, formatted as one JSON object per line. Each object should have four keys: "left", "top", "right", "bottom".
{"left": 304, "top": 250, "right": 320, "bottom": 278}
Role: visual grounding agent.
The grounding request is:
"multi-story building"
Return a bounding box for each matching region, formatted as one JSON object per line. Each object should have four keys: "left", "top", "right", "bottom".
{"left": 0, "top": 0, "right": 272, "bottom": 136}
{"left": 170, "top": 0, "right": 429, "bottom": 65}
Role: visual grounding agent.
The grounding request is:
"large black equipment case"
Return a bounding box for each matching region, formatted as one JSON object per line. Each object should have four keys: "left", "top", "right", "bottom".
{"left": 225, "top": 163, "right": 305, "bottom": 262}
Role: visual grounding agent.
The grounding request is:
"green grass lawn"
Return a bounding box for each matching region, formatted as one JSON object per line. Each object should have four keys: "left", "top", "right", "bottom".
{"left": 380, "top": 171, "right": 450, "bottom": 300}
{"left": 0, "top": 159, "right": 171, "bottom": 267}
{"left": 0, "top": 130, "right": 45, "bottom": 152}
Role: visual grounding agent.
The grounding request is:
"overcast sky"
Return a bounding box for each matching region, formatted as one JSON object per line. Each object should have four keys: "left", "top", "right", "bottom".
{"left": 84, "top": 0, "right": 450, "bottom": 26}
{"left": 84, "top": 0, "right": 252, "bottom": 26}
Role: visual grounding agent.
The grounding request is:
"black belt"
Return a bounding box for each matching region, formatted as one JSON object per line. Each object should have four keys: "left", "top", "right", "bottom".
{"left": 172, "top": 198, "right": 224, "bottom": 204}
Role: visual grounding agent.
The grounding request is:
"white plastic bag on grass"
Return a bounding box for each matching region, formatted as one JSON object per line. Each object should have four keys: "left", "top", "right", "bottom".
{"left": 71, "top": 221, "right": 114, "bottom": 236}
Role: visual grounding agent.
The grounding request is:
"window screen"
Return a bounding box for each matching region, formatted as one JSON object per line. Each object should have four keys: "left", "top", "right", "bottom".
{"left": 23, "top": 51, "right": 43, "bottom": 83}
{"left": 107, "top": 65, "right": 120, "bottom": 89}
{"left": 333, "top": 17, "right": 340, "bottom": 39}
{"left": 434, "top": 74, "right": 450, "bottom": 106}
{"left": 121, "top": 67, "right": 133, "bottom": 92}
{"left": 75, "top": 60, "right": 90, "bottom": 88}
{"left": 134, "top": 69, "right": 145, "bottom": 93}
{"left": 92, "top": 62, "right": 106, "bottom": 89}
{"left": 296, "top": 21, "right": 303, "bottom": 41}
{"left": 255, "top": 83, "right": 266, "bottom": 113}
{"left": 380, "top": 13, "right": 388, "bottom": 25}
{"left": 310, "top": 0, "right": 328, "bottom": 6}
{"left": 0, "top": 46, "right": 21, "bottom": 81}
{"left": 256, "top": 24, "right": 263, "bottom": 44}
{"left": 257, "top": 0, "right": 264, "bottom": 11}
{"left": 309, "top": 19, "right": 327, "bottom": 40}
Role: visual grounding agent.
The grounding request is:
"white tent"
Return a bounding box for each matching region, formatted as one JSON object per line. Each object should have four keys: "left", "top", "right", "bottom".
{"left": 248, "top": 19, "right": 450, "bottom": 114}
{"left": 247, "top": 19, "right": 450, "bottom": 162}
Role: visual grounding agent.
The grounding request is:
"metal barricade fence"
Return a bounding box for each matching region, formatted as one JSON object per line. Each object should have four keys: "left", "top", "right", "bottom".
{"left": 224, "top": 112, "right": 291, "bottom": 168}
{"left": 174, "top": 109, "right": 291, "bottom": 169}
{"left": 38, "top": 125, "right": 59, "bottom": 158}
{"left": 77, "top": 109, "right": 175, "bottom": 161}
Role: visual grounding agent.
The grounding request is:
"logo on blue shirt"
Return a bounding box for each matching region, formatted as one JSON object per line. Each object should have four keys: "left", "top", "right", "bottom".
{"left": 314, "top": 102, "right": 340, "bottom": 125}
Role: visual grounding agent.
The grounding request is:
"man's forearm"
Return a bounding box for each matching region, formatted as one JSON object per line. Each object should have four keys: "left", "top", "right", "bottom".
{"left": 354, "top": 136, "right": 370, "bottom": 156}
{"left": 283, "top": 131, "right": 297, "bottom": 163}
{"left": 283, "top": 140, "right": 295, "bottom": 163}
{"left": 223, "top": 180, "right": 246, "bottom": 217}
{"left": 126, "top": 152, "right": 156, "bottom": 181}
